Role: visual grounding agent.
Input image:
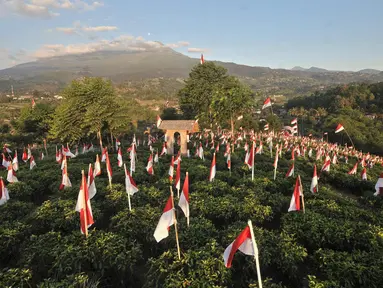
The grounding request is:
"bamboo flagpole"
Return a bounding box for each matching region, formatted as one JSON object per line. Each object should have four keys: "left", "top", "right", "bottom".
{"left": 170, "top": 186, "right": 181, "bottom": 260}
{"left": 251, "top": 141, "right": 255, "bottom": 181}
{"left": 248, "top": 220, "right": 262, "bottom": 288}
{"left": 124, "top": 163, "right": 132, "bottom": 211}
{"left": 81, "top": 170, "right": 88, "bottom": 238}
{"left": 298, "top": 175, "right": 305, "bottom": 214}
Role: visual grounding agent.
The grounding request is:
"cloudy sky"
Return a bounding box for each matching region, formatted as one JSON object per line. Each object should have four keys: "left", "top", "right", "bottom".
{"left": 0, "top": 0, "right": 382, "bottom": 71}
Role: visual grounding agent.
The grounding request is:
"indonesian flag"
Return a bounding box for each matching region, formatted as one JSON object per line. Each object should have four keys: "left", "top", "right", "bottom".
{"left": 29, "top": 155, "right": 36, "bottom": 170}
{"left": 12, "top": 151, "right": 19, "bottom": 171}
{"left": 256, "top": 142, "right": 263, "bottom": 154}
{"left": 227, "top": 153, "right": 231, "bottom": 170}
{"left": 291, "top": 118, "right": 297, "bottom": 125}
{"left": 178, "top": 172, "right": 189, "bottom": 225}
{"left": 335, "top": 124, "right": 345, "bottom": 133}
{"left": 59, "top": 160, "right": 71, "bottom": 190}
{"left": 168, "top": 156, "right": 174, "bottom": 181}
{"left": 31, "top": 98, "right": 36, "bottom": 108}
{"left": 75, "top": 171, "right": 94, "bottom": 235}
{"left": 27, "top": 146, "right": 32, "bottom": 160}
{"left": 115, "top": 138, "right": 121, "bottom": 151}
{"left": 101, "top": 147, "right": 107, "bottom": 162}
{"left": 88, "top": 164, "right": 96, "bottom": 199}
{"left": 94, "top": 154, "right": 101, "bottom": 176}
{"left": 2, "top": 154, "right": 10, "bottom": 168}
{"left": 321, "top": 159, "right": 331, "bottom": 173}
{"left": 40, "top": 152, "right": 44, "bottom": 160}
{"left": 348, "top": 162, "right": 358, "bottom": 175}
{"left": 82, "top": 143, "right": 88, "bottom": 154}
{"left": 7, "top": 165, "right": 18, "bottom": 183}
{"left": 223, "top": 225, "right": 255, "bottom": 268}
{"left": 62, "top": 146, "right": 76, "bottom": 158}
{"left": 310, "top": 165, "right": 318, "bottom": 193}
{"left": 264, "top": 124, "right": 269, "bottom": 131}
{"left": 175, "top": 160, "right": 181, "bottom": 191}
{"left": 55, "top": 147, "right": 62, "bottom": 163}
{"left": 374, "top": 173, "right": 383, "bottom": 196}
{"left": 288, "top": 176, "right": 302, "bottom": 212}
{"left": 361, "top": 167, "right": 367, "bottom": 181}
{"left": 246, "top": 142, "right": 255, "bottom": 169}
{"left": 154, "top": 151, "right": 159, "bottom": 163}
{"left": 262, "top": 97, "right": 272, "bottom": 109}
{"left": 61, "top": 153, "right": 67, "bottom": 170}
{"left": 153, "top": 195, "right": 175, "bottom": 242}
{"left": 117, "top": 147, "right": 123, "bottom": 167}
{"left": 198, "top": 143, "right": 204, "bottom": 160}
{"left": 156, "top": 115, "right": 162, "bottom": 128}
{"left": 174, "top": 151, "right": 181, "bottom": 165}
{"left": 3, "top": 145, "right": 11, "bottom": 153}
{"left": 209, "top": 153, "right": 216, "bottom": 182}
{"left": 146, "top": 153, "right": 154, "bottom": 175}
{"left": 160, "top": 142, "right": 167, "bottom": 156}
{"left": 22, "top": 148, "right": 28, "bottom": 162}
{"left": 286, "top": 162, "right": 294, "bottom": 178}
{"left": 0, "top": 177, "right": 10, "bottom": 206}
{"left": 125, "top": 165, "right": 139, "bottom": 196}
{"left": 106, "top": 152, "right": 113, "bottom": 183}
{"left": 200, "top": 53, "right": 204, "bottom": 64}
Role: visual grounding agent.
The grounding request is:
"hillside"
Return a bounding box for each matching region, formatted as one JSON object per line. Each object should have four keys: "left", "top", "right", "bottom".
{"left": 2, "top": 48, "right": 383, "bottom": 99}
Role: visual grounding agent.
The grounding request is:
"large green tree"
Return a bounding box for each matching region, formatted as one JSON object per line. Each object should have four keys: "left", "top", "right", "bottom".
{"left": 49, "top": 77, "right": 119, "bottom": 143}
{"left": 178, "top": 62, "right": 228, "bottom": 126}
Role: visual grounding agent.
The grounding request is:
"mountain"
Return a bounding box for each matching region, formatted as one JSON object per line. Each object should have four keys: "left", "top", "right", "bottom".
{"left": 291, "top": 66, "right": 307, "bottom": 71}
{"left": 357, "top": 69, "right": 381, "bottom": 75}
{"left": 1, "top": 48, "right": 383, "bottom": 98}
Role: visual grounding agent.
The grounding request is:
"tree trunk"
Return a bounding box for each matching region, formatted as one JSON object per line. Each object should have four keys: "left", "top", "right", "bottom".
{"left": 110, "top": 131, "right": 114, "bottom": 151}
{"left": 98, "top": 130, "right": 103, "bottom": 149}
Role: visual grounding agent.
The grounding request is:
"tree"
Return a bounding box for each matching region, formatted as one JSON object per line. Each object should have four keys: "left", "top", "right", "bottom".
{"left": 178, "top": 62, "right": 228, "bottom": 126}
{"left": 161, "top": 107, "right": 180, "bottom": 120}
{"left": 15, "top": 103, "right": 54, "bottom": 139}
{"left": 49, "top": 77, "right": 119, "bottom": 143}
{"left": 211, "top": 76, "right": 254, "bottom": 134}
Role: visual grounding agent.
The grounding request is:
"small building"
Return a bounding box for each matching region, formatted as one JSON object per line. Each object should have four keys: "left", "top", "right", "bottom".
{"left": 158, "top": 120, "right": 199, "bottom": 155}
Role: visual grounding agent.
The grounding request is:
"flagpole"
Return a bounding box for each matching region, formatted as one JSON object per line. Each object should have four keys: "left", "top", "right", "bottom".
{"left": 251, "top": 141, "right": 255, "bottom": 181}
{"left": 298, "top": 175, "right": 305, "bottom": 214}
{"left": 170, "top": 186, "right": 181, "bottom": 260}
{"left": 185, "top": 171, "right": 190, "bottom": 227}
{"left": 124, "top": 164, "right": 132, "bottom": 211}
{"left": 343, "top": 129, "right": 355, "bottom": 148}
{"left": 248, "top": 220, "right": 263, "bottom": 288}
{"left": 273, "top": 145, "right": 278, "bottom": 181}
{"left": 81, "top": 170, "right": 88, "bottom": 238}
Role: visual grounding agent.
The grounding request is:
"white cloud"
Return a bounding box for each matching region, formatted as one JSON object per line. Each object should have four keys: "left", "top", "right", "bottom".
{"left": 82, "top": 26, "right": 118, "bottom": 32}
{"left": 166, "top": 41, "right": 190, "bottom": 48}
{"left": 32, "top": 34, "right": 166, "bottom": 58}
{"left": 56, "top": 27, "right": 76, "bottom": 34}
{"left": 2, "top": 0, "right": 103, "bottom": 18}
{"left": 188, "top": 47, "right": 207, "bottom": 53}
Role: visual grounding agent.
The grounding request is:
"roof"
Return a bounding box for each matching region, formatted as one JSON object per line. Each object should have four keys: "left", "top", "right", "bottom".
{"left": 159, "top": 120, "right": 199, "bottom": 132}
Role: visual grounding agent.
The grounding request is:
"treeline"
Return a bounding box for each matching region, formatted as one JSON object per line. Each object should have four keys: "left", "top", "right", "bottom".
{"left": 286, "top": 83, "right": 383, "bottom": 154}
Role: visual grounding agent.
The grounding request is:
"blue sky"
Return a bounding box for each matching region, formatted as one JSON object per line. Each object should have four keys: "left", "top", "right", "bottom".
{"left": 0, "top": 0, "right": 382, "bottom": 71}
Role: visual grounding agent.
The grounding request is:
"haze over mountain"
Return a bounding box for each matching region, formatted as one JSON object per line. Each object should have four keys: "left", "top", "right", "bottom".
{"left": 1, "top": 48, "right": 383, "bottom": 98}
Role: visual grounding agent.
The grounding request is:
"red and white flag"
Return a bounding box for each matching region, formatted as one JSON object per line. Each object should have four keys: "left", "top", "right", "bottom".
{"left": 94, "top": 154, "right": 101, "bottom": 176}
{"left": 286, "top": 162, "right": 294, "bottom": 178}
{"left": 29, "top": 155, "right": 36, "bottom": 170}
{"left": 291, "top": 118, "right": 297, "bottom": 125}
{"left": 146, "top": 153, "right": 154, "bottom": 175}
{"left": 262, "top": 97, "right": 272, "bottom": 109}
{"left": 75, "top": 171, "right": 94, "bottom": 236}
{"left": 88, "top": 164, "right": 96, "bottom": 199}
{"left": 321, "top": 159, "right": 331, "bottom": 173}
{"left": 374, "top": 173, "right": 383, "bottom": 196}
{"left": 22, "top": 148, "right": 28, "bottom": 163}
{"left": 125, "top": 165, "right": 139, "bottom": 196}
{"left": 0, "top": 177, "right": 10, "bottom": 206}
{"left": 361, "top": 167, "right": 367, "bottom": 181}
{"left": 223, "top": 224, "right": 255, "bottom": 268}
{"left": 335, "top": 124, "right": 345, "bottom": 133}
{"left": 310, "top": 165, "right": 318, "bottom": 193}
{"left": 106, "top": 152, "right": 113, "bottom": 183}
{"left": 156, "top": 115, "right": 162, "bottom": 128}
{"left": 168, "top": 156, "right": 174, "bottom": 181}
{"left": 59, "top": 160, "right": 71, "bottom": 190}
{"left": 227, "top": 153, "right": 231, "bottom": 170}
{"left": 117, "top": 147, "right": 123, "bottom": 167}
{"left": 264, "top": 124, "right": 269, "bottom": 131}
{"left": 348, "top": 162, "right": 358, "bottom": 175}
{"left": 288, "top": 176, "right": 302, "bottom": 212}
{"left": 154, "top": 195, "right": 175, "bottom": 242}
{"left": 200, "top": 53, "right": 204, "bottom": 64}
{"left": 178, "top": 172, "right": 189, "bottom": 226}
{"left": 2, "top": 154, "right": 10, "bottom": 168}
{"left": 246, "top": 142, "right": 255, "bottom": 169}
{"left": 7, "top": 165, "right": 18, "bottom": 183}
{"left": 175, "top": 160, "right": 181, "bottom": 191}
{"left": 101, "top": 147, "right": 107, "bottom": 162}
{"left": 209, "top": 153, "right": 216, "bottom": 182}
{"left": 12, "top": 151, "right": 18, "bottom": 171}
{"left": 31, "top": 98, "right": 36, "bottom": 108}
